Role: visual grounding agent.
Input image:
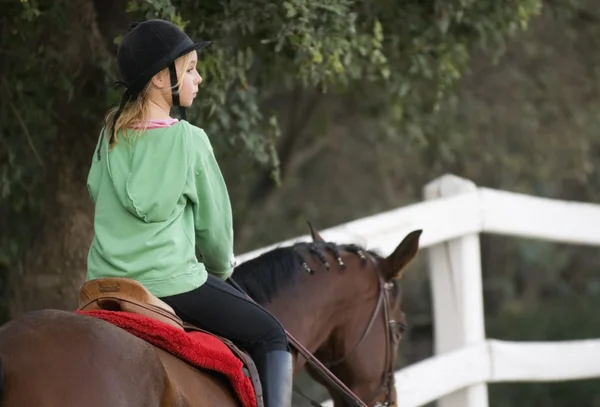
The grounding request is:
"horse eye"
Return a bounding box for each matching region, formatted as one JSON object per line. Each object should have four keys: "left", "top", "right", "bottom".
{"left": 390, "top": 321, "right": 407, "bottom": 335}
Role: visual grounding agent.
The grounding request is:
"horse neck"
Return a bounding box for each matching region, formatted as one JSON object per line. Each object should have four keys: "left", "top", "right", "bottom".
{"left": 264, "top": 253, "right": 373, "bottom": 366}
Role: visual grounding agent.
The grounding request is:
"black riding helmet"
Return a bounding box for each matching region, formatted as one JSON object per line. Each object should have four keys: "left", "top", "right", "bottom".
{"left": 109, "top": 19, "right": 210, "bottom": 144}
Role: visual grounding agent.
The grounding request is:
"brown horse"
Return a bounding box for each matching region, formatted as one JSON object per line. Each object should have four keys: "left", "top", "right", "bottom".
{"left": 0, "top": 226, "right": 421, "bottom": 407}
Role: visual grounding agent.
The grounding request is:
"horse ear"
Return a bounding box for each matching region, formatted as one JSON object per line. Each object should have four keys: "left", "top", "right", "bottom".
{"left": 381, "top": 230, "right": 422, "bottom": 280}
{"left": 307, "top": 221, "right": 325, "bottom": 242}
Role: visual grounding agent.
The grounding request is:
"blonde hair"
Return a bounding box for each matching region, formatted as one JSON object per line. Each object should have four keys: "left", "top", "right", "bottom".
{"left": 105, "top": 51, "right": 195, "bottom": 145}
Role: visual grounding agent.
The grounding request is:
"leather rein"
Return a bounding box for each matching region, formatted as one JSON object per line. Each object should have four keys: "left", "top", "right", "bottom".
{"left": 319, "top": 253, "right": 398, "bottom": 407}
{"left": 229, "top": 252, "right": 398, "bottom": 407}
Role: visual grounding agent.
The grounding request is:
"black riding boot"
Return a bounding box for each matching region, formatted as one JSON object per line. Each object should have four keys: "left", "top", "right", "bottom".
{"left": 255, "top": 350, "right": 293, "bottom": 407}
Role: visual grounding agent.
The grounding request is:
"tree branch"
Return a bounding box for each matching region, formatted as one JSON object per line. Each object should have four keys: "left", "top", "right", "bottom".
{"left": 234, "top": 89, "right": 322, "bottom": 241}
{"left": 287, "top": 133, "right": 334, "bottom": 175}
{"left": 1, "top": 76, "right": 44, "bottom": 169}
{"left": 248, "top": 89, "right": 322, "bottom": 203}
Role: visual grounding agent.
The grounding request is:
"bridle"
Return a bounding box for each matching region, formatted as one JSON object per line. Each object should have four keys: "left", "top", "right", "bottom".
{"left": 320, "top": 252, "right": 400, "bottom": 407}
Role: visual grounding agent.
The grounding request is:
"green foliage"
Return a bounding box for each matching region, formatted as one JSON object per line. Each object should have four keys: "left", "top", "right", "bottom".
{"left": 0, "top": 0, "right": 68, "bottom": 266}
{"left": 0, "top": 0, "right": 546, "bottom": 298}
{"left": 121, "top": 0, "right": 543, "bottom": 165}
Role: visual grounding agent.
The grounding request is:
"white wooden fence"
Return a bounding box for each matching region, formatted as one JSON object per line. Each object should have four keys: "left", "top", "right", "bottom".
{"left": 237, "top": 173, "right": 600, "bottom": 407}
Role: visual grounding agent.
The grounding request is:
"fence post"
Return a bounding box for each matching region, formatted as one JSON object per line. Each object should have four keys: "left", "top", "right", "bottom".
{"left": 423, "top": 174, "right": 489, "bottom": 407}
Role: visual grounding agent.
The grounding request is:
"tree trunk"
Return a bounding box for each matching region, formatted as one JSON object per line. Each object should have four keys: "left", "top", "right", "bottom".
{"left": 9, "top": 130, "right": 97, "bottom": 315}
{"left": 8, "top": 0, "right": 127, "bottom": 316}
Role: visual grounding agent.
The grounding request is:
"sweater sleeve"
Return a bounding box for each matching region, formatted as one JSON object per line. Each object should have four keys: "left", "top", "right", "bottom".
{"left": 188, "top": 127, "right": 235, "bottom": 280}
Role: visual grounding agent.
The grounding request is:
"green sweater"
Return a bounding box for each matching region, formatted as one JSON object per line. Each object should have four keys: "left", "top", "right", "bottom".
{"left": 86, "top": 121, "right": 235, "bottom": 297}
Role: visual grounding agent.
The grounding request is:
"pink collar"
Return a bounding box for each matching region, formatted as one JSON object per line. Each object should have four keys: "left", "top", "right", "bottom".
{"left": 130, "top": 118, "right": 179, "bottom": 130}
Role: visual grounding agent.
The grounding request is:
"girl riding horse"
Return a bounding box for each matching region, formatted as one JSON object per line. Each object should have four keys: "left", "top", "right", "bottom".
{"left": 86, "top": 19, "right": 292, "bottom": 407}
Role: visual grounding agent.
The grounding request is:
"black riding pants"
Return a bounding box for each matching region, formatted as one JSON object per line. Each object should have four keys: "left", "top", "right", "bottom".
{"left": 160, "top": 274, "right": 289, "bottom": 361}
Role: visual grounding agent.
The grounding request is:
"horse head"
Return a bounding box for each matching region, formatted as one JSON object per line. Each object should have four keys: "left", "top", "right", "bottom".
{"left": 234, "top": 223, "right": 422, "bottom": 406}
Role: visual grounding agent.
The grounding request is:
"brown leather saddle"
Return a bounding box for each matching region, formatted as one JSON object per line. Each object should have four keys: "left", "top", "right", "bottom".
{"left": 78, "top": 277, "right": 263, "bottom": 407}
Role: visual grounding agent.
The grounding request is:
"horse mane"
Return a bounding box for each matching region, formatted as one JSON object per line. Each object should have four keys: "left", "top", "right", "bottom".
{"left": 232, "top": 241, "right": 381, "bottom": 305}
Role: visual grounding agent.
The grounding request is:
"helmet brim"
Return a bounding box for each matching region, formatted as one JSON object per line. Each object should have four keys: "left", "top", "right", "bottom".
{"left": 175, "top": 40, "right": 211, "bottom": 59}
